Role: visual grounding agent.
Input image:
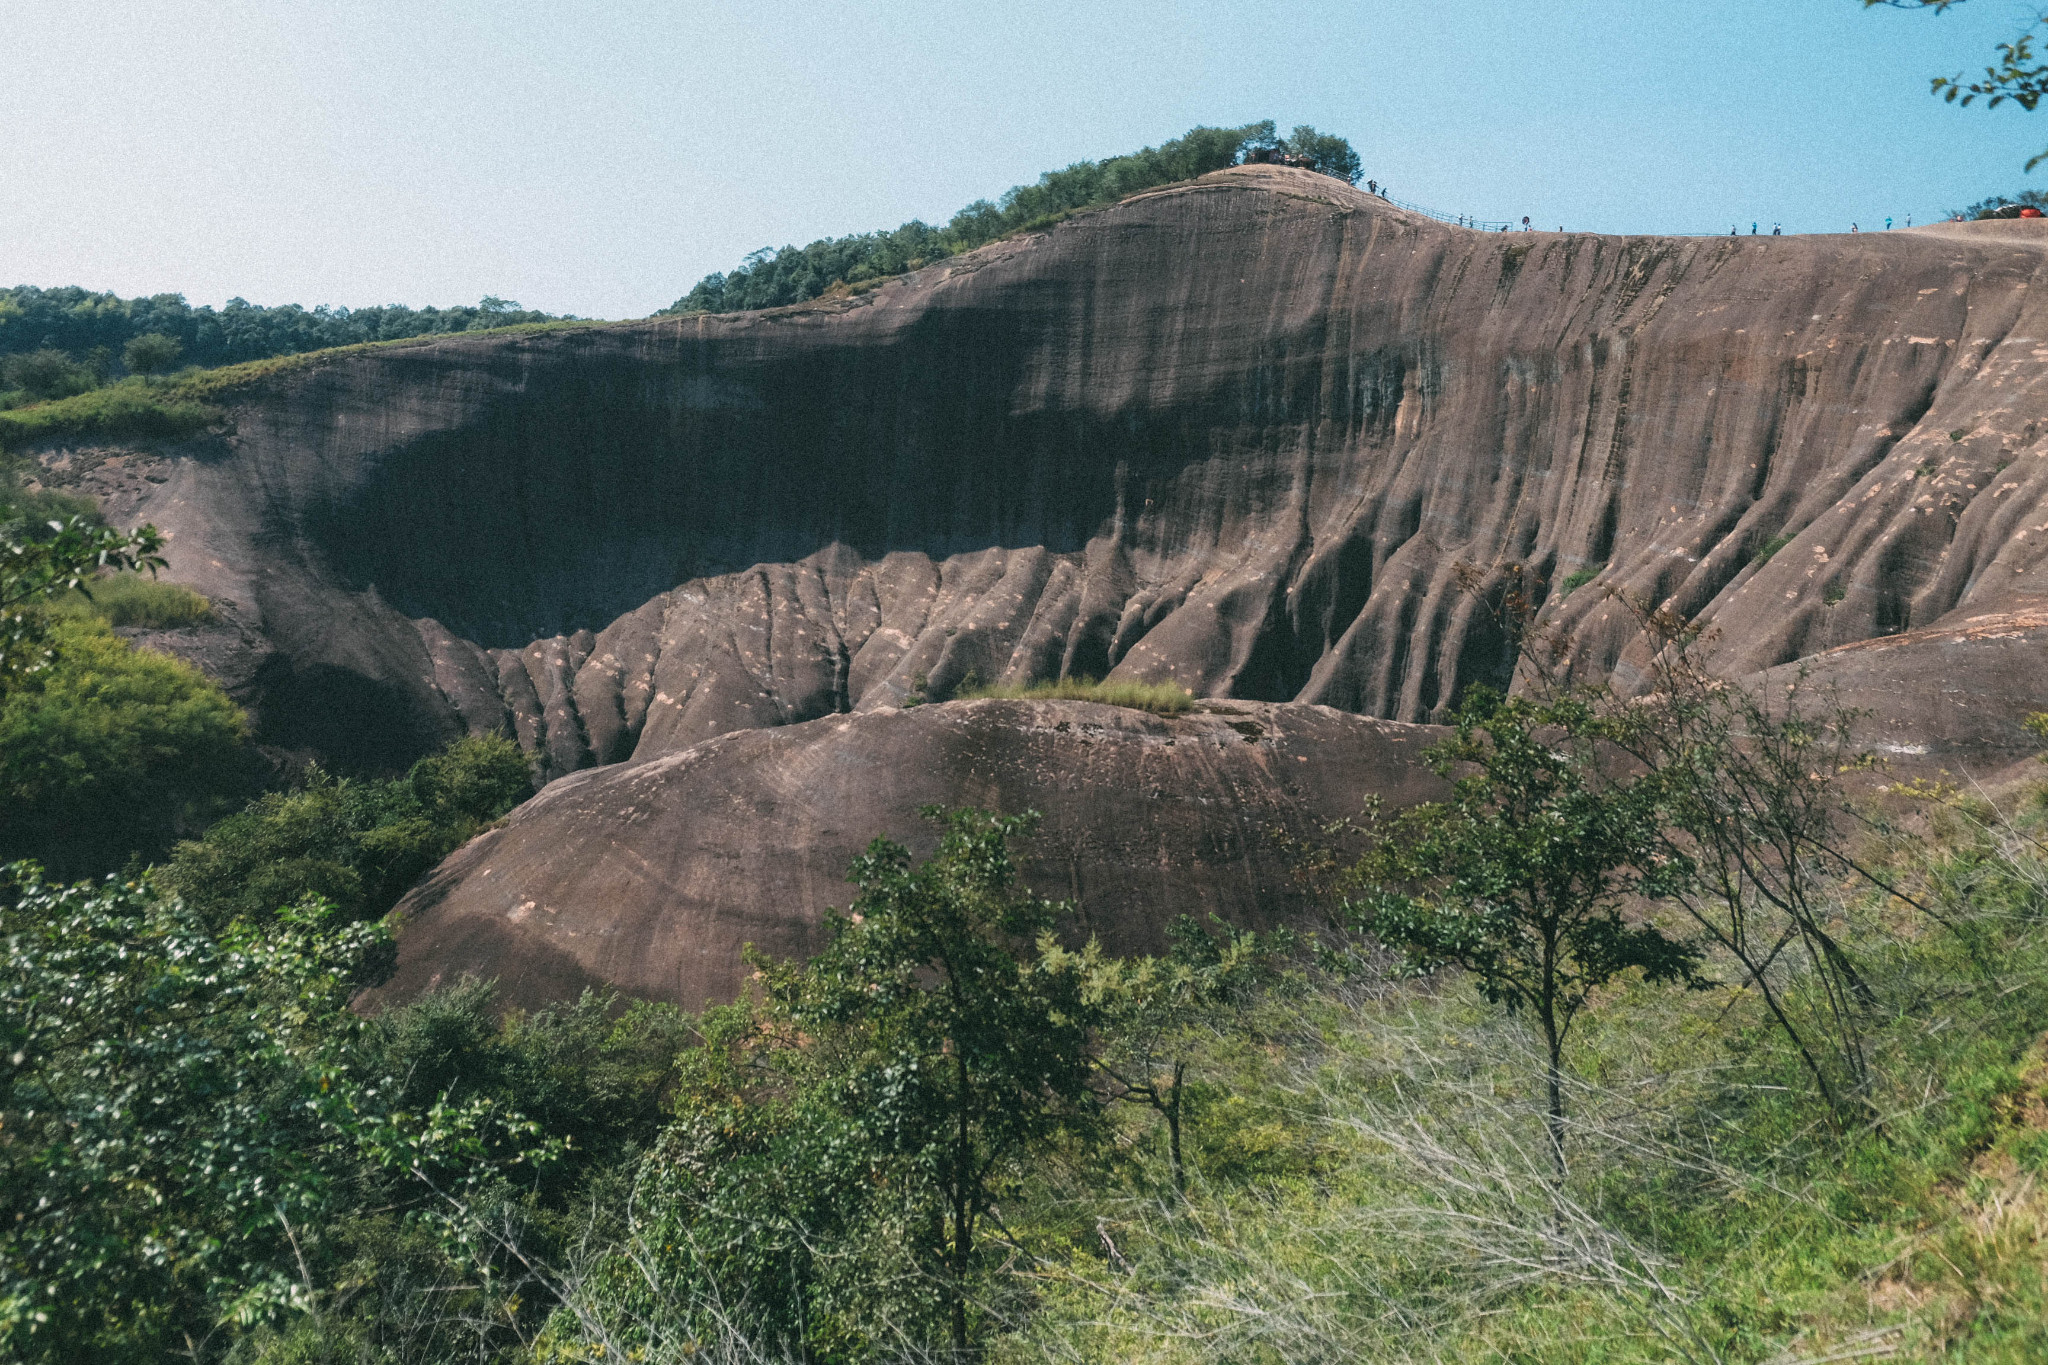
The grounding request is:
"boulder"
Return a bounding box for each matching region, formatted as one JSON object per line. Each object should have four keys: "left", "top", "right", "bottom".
{"left": 359, "top": 698, "right": 1444, "bottom": 1012}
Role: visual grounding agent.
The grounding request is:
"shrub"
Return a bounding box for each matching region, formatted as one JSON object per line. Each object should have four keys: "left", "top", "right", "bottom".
{"left": 0, "top": 872, "right": 579, "bottom": 1365}
{"left": 0, "top": 483, "right": 97, "bottom": 529}
{"left": 956, "top": 674, "right": 1196, "bottom": 714}
{"left": 0, "top": 378, "right": 223, "bottom": 445}
{"left": 0, "top": 616, "right": 249, "bottom": 877}
{"left": 158, "top": 733, "right": 534, "bottom": 928}
{"left": 0, "top": 348, "right": 99, "bottom": 402}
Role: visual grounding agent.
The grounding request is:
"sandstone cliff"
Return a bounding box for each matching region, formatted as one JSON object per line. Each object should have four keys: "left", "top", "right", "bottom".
{"left": 360, "top": 698, "right": 1443, "bottom": 1012}
{"left": 35, "top": 166, "right": 2048, "bottom": 1008}
{"left": 59, "top": 166, "right": 2048, "bottom": 780}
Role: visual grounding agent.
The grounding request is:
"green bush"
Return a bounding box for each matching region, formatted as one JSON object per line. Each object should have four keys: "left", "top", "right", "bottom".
{"left": 0, "top": 348, "right": 100, "bottom": 404}
{"left": 0, "top": 616, "right": 249, "bottom": 877}
{"left": 51, "top": 571, "right": 213, "bottom": 628}
{"left": 0, "top": 870, "right": 586, "bottom": 1365}
{"left": 158, "top": 733, "right": 534, "bottom": 928}
{"left": 0, "top": 461, "right": 98, "bottom": 532}
{"left": 956, "top": 674, "right": 1195, "bottom": 714}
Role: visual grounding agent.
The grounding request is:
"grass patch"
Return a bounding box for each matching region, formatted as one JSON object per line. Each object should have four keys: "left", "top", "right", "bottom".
{"left": 958, "top": 675, "right": 1196, "bottom": 714}
{"left": 1753, "top": 531, "right": 1796, "bottom": 566}
{"left": 1558, "top": 562, "right": 1605, "bottom": 596}
{"left": 992, "top": 790, "right": 2048, "bottom": 1365}
{"left": 51, "top": 572, "right": 214, "bottom": 628}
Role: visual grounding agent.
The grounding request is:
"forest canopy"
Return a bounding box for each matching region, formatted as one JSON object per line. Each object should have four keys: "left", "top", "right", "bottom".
{"left": 663, "top": 120, "right": 1362, "bottom": 315}
{"left": 0, "top": 288, "right": 570, "bottom": 404}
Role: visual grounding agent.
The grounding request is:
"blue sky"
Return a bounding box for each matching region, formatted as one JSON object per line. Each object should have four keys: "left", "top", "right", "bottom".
{"left": 3, "top": 0, "right": 2042, "bottom": 319}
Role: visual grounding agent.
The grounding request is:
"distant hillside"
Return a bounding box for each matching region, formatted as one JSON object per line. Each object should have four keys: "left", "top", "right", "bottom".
{"left": 662, "top": 120, "right": 1361, "bottom": 315}
{"left": 0, "top": 287, "right": 572, "bottom": 408}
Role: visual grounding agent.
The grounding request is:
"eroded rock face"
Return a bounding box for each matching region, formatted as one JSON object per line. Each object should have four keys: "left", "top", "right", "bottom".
{"left": 42, "top": 167, "right": 2048, "bottom": 1008}
{"left": 67, "top": 166, "right": 2048, "bottom": 777}
{"left": 360, "top": 698, "right": 1444, "bottom": 1013}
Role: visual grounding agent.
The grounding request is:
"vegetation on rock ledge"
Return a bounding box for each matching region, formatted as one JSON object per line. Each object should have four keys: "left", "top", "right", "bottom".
{"left": 663, "top": 120, "right": 1362, "bottom": 316}
{"left": 955, "top": 674, "right": 1196, "bottom": 714}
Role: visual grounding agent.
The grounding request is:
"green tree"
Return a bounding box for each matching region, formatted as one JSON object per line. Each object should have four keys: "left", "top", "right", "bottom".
{"left": 1279, "top": 124, "right": 1364, "bottom": 183}
{"left": 664, "top": 121, "right": 1284, "bottom": 314}
{"left": 1350, "top": 687, "right": 1702, "bottom": 1178}
{"left": 1, "top": 875, "right": 365, "bottom": 1362}
{"left": 1578, "top": 599, "right": 1905, "bottom": 1115}
{"left": 766, "top": 808, "right": 1104, "bottom": 1358}
{"left": 0, "top": 348, "right": 98, "bottom": 402}
{"left": 0, "top": 616, "right": 248, "bottom": 877}
{"left": 618, "top": 809, "right": 1108, "bottom": 1361}
{"left": 121, "top": 332, "right": 183, "bottom": 378}
{"left": 0, "top": 870, "right": 574, "bottom": 1364}
{"left": 1063, "top": 915, "right": 1285, "bottom": 1192}
{"left": 1871, "top": 0, "right": 2048, "bottom": 169}
{"left": 158, "top": 733, "right": 533, "bottom": 928}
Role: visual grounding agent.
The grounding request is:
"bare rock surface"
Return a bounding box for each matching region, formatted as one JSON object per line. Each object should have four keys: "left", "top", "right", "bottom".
{"left": 360, "top": 698, "right": 1444, "bottom": 1013}
{"left": 46, "top": 166, "right": 2048, "bottom": 778}
{"left": 32, "top": 167, "right": 2048, "bottom": 1007}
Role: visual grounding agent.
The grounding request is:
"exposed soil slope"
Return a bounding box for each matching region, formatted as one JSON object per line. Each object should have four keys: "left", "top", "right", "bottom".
{"left": 362, "top": 698, "right": 1443, "bottom": 1012}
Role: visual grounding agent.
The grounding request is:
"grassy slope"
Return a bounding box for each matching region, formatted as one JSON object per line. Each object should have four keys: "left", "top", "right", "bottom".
{"left": 0, "top": 320, "right": 599, "bottom": 448}
{"left": 990, "top": 786, "right": 2048, "bottom": 1364}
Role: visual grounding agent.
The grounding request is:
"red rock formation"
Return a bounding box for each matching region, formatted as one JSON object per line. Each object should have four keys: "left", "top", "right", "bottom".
{"left": 361, "top": 698, "right": 1444, "bottom": 1013}
{"left": 67, "top": 166, "right": 2048, "bottom": 779}
{"left": 36, "top": 166, "right": 2048, "bottom": 1006}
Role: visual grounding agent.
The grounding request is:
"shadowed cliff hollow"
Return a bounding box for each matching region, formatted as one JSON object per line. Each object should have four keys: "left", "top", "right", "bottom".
{"left": 70, "top": 165, "right": 2048, "bottom": 780}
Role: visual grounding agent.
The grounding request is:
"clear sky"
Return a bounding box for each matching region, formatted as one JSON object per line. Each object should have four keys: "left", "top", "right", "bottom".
{"left": 3, "top": 0, "right": 2043, "bottom": 320}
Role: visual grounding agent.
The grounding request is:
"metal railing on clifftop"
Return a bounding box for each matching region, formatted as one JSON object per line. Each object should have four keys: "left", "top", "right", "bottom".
{"left": 1369, "top": 191, "right": 1515, "bottom": 232}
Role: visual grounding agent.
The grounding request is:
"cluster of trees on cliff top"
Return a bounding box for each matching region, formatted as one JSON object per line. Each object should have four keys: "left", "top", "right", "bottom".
{"left": 664, "top": 120, "right": 1362, "bottom": 315}
{"left": 0, "top": 288, "right": 569, "bottom": 406}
